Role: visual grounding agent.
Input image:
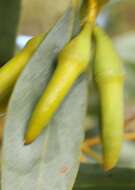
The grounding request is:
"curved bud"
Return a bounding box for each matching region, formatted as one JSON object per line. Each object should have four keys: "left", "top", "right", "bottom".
{"left": 0, "top": 34, "right": 44, "bottom": 102}
{"left": 93, "top": 26, "right": 125, "bottom": 170}
{"left": 24, "top": 22, "right": 92, "bottom": 144}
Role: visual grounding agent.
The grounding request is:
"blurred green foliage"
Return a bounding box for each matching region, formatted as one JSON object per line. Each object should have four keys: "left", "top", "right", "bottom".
{"left": 0, "top": 0, "right": 21, "bottom": 66}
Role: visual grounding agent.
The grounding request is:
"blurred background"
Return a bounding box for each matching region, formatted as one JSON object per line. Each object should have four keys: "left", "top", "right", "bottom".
{"left": 19, "top": 0, "right": 70, "bottom": 35}
{"left": 0, "top": 0, "right": 135, "bottom": 168}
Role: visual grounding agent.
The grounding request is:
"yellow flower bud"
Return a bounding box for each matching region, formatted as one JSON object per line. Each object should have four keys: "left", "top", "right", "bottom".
{"left": 24, "top": 22, "right": 92, "bottom": 144}
{"left": 93, "top": 26, "right": 125, "bottom": 170}
{"left": 0, "top": 34, "right": 44, "bottom": 102}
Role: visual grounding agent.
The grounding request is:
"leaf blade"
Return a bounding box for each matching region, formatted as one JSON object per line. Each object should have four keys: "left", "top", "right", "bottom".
{"left": 2, "top": 6, "right": 87, "bottom": 190}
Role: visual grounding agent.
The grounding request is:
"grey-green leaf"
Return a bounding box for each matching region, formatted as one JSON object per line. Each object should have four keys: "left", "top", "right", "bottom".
{"left": 2, "top": 6, "right": 87, "bottom": 190}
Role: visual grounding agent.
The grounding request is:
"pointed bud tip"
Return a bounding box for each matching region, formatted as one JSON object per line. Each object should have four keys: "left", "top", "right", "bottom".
{"left": 24, "top": 134, "right": 34, "bottom": 145}
{"left": 103, "top": 160, "right": 118, "bottom": 171}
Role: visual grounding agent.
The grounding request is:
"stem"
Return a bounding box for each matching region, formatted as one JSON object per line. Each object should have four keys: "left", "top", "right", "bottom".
{"left": 125, "top": 133, "right": 135, "bottom": 141}
{"left": 84, "top": 136, "right": 101, "bottom": 147}
{"left": 82, "top": 144, "right": 102, "bottom": 163}
{"left": 80, "top": 155, "right": 88, "bottom": 163}
{"left": 83, "top": 132, "right": 135, "bottom": 149}
{"left": 125, "top": 114, "right": 135, "bottom": 128}
{"left": 86, "top": 0, "right": 99, "bottom": 23}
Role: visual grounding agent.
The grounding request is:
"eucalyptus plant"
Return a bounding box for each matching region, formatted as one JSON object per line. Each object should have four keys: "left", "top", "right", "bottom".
{"left": 0, "top": 0, "right": 134, "bottom": 190}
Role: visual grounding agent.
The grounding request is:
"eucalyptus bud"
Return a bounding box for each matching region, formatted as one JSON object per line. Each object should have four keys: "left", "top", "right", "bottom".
{"left": 93, "top": 26, "right": 125, "bottom": 170}
{"left": 0, "top": 34, "right": 44, "bottom": 102}
{"left": 24, "top": 22, "right": 92, "bottom": 144}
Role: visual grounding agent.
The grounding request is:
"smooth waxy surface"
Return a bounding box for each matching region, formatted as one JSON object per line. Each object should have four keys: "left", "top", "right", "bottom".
{"left": 25, "top": 22, "right": 92, "bottom": 144}
{"left": 100, "top": 80, "right": 124, "bottom": 170}
{"left": 93, "top": 26, "right": 125, "bottom": 170}
{"left": 0, "top": 35, "right": 44, "bottom": 102}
